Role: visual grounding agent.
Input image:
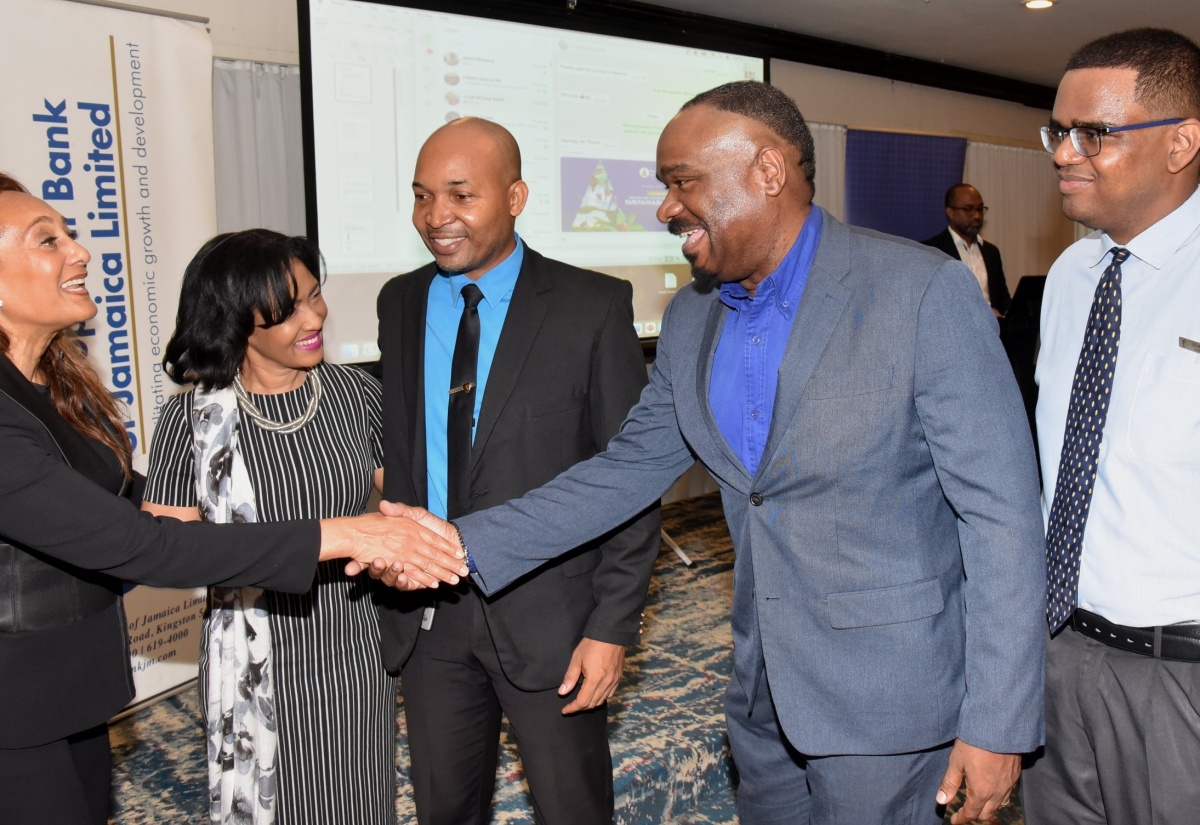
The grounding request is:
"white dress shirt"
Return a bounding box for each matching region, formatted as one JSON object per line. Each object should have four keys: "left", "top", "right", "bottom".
{"left": 949, "top": 226, "right": 991, "bottom": 305}
{"left": 1036, "top": 185, "right": 1200, "bottom": 627}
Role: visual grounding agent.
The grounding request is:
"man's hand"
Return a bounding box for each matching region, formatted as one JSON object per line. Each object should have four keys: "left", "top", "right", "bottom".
{"left": 320, "top": 512, "right": 467, "bottom": 590}
{"left": 936, "top": 739, "right": 1019, "bottom": 824}
{"left": 379, "top": 500, "right": 459, "bottom": 541}
{"left": 345, "top": 502, "right": 461, "bottom": 580}
{"left": 559, "top": 638, "right": 626, "bottom": 715}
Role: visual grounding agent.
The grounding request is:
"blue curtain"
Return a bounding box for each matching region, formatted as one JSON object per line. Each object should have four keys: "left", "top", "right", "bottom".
{"left": 845, "top": 130, "right": 966, "bottom": 242}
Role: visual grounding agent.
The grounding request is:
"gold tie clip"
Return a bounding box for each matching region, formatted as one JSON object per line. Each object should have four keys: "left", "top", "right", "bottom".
{"left": 449, "top": 382, "right": 475, "bottom": 395}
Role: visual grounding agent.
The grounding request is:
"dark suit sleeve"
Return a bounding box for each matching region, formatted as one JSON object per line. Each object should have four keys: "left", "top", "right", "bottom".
{"left": 985, "top": 242, "right": 1012, "bottom": 315}
{"left": 0, "top": 423, "right": 319, "bottom": 593}
{"left": 579, "top": 279, "right": 661, "bottom": 647}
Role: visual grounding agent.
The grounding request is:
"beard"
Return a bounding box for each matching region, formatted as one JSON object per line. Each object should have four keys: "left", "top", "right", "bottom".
{"left": 685, "top": 253, "right": 721, "bottom": 291}
{"left": 670, "top": 216, "right": 720, "bottom": 289}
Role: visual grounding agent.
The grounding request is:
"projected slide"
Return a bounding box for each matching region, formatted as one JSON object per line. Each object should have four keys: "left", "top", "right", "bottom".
{"left": 306, "top": 0, "right": 763, "bottom": 360}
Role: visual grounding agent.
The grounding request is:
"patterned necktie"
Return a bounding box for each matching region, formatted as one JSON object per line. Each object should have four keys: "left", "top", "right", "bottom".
{"left": 447, "top": 283, "right": 484, "bottom": 520}
{"left": 1045, "top": 247, "right": 1129, "bottom": 632}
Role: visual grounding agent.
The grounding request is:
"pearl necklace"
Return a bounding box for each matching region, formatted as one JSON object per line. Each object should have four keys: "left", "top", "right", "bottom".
{"left": 233, "top": 367, "right": 322, "bottom": 434}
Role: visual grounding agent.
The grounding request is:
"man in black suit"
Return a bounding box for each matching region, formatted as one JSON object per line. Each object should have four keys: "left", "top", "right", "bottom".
{"left": 923, "top": 183, "right": 1012, "bottom": 316}
{"left": 375, "top": 117, "right": 660, "bottom": 825}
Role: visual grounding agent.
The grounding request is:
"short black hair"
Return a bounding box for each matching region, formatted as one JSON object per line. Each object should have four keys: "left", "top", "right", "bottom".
{"left": 1066, "top": 28, "right": 1200, "bottom": 119}
{"left": 164, "top": 229, "right": 324, "bottom": 390}
{"left": 682, "top": 81, "right": 816, "bottom": 184}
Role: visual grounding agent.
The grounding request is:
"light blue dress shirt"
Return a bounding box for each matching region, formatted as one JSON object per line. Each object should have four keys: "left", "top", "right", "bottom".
{"left": 1036, "top": 186, "right": 1200, "bottom": 626}
{"left": 709, "top": 208, "right": 823, "bottom": 477}
{"left": 424, "top": 238, "right": 524, "bottom": 520}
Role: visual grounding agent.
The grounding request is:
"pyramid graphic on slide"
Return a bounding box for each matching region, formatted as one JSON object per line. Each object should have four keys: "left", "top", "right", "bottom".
{"left": 569, "top": 160, "right": 646, "bottom": 231}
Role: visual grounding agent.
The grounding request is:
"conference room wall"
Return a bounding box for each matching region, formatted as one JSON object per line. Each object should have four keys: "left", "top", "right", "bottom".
{"left": 773, "top": 59, "right": 1050, "bottom": 146}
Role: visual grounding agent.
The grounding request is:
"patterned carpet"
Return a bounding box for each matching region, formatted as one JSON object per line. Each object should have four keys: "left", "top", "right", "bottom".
{"left": 109, "top": 493, "right": 1025, "bottom": 824}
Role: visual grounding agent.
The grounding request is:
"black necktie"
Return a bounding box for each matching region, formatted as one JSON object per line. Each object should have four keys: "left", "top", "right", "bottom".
{"left": 1045, "top": 247, "right": 1129, "bottom": 632}
{"left": 447, "top": 283, "right": 484, "bottom": 520}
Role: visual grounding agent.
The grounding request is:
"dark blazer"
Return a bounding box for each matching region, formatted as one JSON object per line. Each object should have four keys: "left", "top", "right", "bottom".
{"left": 922, "top": 228, "right": 1012, "bottom": 315}
{"left": 375, "top": 244, "right": 660, "bottom": 690}
{"left": 0, "top": 354, "right": 319, "bottom": 749}
{"left": 458, "top": 212, "right": 1046, "bottom": 757}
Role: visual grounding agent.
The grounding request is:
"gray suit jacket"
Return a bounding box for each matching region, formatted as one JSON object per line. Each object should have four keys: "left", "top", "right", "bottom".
{"left": 458, "top": 210, "right": 1046, "bottom": 757}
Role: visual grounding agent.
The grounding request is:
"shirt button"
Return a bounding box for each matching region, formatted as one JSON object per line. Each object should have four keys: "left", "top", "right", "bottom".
{"left": 750, "top": 492, "right": 763, "bottom": 506}
{"left": 751, "top": 335, "right": 761, "bottom": 345}
{"left": 750, "top": 409, "right": 760, "bottom": 419}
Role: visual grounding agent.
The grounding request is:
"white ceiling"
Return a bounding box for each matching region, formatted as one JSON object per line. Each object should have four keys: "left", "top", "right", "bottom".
{"left": 644, "top": 0, "right": 1200, "bottom": 88}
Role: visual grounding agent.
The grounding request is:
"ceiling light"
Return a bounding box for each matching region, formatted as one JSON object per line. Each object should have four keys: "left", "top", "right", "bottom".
{"left": 1025, "top": 0, "right": 1054, "bottom": 8}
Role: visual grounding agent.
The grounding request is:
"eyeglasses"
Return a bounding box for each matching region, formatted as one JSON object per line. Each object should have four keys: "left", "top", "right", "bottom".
{"left": 1040, "top": 118, "right": 1184, "bottom": 157}
{"left": 948, "top": 205, "right": 988, "bottom": 214}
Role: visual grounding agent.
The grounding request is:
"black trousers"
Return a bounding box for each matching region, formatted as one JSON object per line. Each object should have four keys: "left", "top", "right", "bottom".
{"left": 401, "top": 584, "right": 613, "bottom": 825}
{"left": 0, "top": 723, "right": 111, "bottom": 825}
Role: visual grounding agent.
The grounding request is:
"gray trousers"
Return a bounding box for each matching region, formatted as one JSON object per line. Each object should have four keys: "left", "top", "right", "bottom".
{"left": 1022, "top": 625, "right": 1200, "bottom": 825}
{"left": 726, "top": 666, "right": 952, "bottom": 825}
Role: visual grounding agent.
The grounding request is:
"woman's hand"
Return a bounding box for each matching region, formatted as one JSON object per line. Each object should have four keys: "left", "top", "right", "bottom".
{"left": 319, "top": 512, "right": 468, "bottom": 590}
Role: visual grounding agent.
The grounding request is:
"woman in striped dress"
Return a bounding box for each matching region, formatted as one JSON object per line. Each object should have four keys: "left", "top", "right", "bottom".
{"left": 142, "top": 230, "right": 395, "bottom": 825}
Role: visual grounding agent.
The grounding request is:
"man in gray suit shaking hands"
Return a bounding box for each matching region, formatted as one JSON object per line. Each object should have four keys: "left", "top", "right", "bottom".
{"left": 381, "top": 81, "right": 1046, "bottom": 825}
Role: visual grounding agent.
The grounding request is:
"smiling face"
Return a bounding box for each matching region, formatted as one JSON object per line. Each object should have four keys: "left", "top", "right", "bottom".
{"left": 1051, "top": 67, "right": 1191, "bottom": 243}
{"left": 656, "top": 105, "right": 795, "bottom": 291}
{"left": 0, "top": 191, "right": 94, "bottom": 349}
{"left": 411, "top": 120, "right": 529, "bottom": 280}
{"left": 242, "top": 260, "right": 326, "bottom": 376}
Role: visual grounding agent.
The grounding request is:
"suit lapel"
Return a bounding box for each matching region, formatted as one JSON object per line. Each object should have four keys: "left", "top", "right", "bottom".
{"left": 695, "top": 295, "right": 753, "bottom": 485}
{"left": 0, "top": 353, "right": 114, "bottom": 484}
{"left": 400, "top": 269, "right": 434, "bottom": 503}
{"left": 756, "top": 210, "right": 852, "bottom": 479}
{"left": 469, "top": 248, "right": 548, "bottom": 468}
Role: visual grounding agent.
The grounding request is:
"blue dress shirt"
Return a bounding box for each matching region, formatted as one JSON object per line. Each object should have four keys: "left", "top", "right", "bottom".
{"left": 709, "top": 209, "right": 823, "bottom": 477}
{"left": 424, "top": 237, "right": 524, "bottom": 520}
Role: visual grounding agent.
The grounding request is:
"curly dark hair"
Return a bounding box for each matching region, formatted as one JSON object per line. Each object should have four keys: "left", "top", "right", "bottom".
{"left": 1067, "top": 28, "right": 1200, "bottom": 119}
{"left": 682, "top": 81, "right": 816, "bottom": 184}
{"left": 163, "top": 229, "right": 324, "bottom": 390}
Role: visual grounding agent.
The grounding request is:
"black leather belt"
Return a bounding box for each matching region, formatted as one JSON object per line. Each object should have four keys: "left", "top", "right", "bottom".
{"left": 1070, "top": 608, "right": 1200, "bottom": 662}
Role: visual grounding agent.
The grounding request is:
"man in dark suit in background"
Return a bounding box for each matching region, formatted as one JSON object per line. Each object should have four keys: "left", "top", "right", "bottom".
{"left": 374, "top": 117, "right": 660, "bottom": 825}
{"left": 923, "top": 183, "right": 1012, "bottom": 316}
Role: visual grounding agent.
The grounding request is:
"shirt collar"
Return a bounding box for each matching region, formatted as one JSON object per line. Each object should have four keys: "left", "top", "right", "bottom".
{"left": 1098, "top": 185, "right": 1200, "bottom": 271}
{"left": 719, "top": 208, "right": 824, "bottom": 319}
{"left": 441, "top": 234, "right": 525, "bottom": 308}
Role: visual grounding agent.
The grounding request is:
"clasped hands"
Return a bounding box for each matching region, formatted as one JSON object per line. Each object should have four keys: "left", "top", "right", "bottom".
{"left": 327, "top": 501, "right": 462, "bottom": 591}
{"left": 340, "top": 504, "right": 630, "bottom": 715}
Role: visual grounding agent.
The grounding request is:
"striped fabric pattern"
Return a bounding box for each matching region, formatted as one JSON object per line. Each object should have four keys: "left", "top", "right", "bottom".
{"left": 144, "top": 363, "right": 396, "bottom": 825}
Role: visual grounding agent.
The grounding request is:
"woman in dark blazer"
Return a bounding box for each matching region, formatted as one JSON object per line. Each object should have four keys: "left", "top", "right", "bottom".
{"left": 0, "top": 173, "right": 466, "bottom": 825}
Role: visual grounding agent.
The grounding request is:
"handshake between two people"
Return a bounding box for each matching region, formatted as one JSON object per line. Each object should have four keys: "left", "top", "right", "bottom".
{"left": 319, "top": 502, "right": 463, "bottom": 591}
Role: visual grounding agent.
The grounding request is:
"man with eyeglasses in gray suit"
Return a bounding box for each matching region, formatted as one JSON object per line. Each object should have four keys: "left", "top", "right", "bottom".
{"left": 1022, "top": 28, "right": 1200, "bottom": 825}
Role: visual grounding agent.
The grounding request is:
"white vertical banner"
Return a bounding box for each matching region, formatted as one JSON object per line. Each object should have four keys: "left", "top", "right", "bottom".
{"left": 0, "top": 0, "right": 215, "bottom": 705}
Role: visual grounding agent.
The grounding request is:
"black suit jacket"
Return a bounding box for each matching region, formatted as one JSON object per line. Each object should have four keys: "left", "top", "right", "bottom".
{"left": 922, "top": 228, "right": 1012, "bottom": 315}
{"left": 375, "top": 245, "right": 660, "bottom": 691}
{"left": 0, "top": 353, "right": 318, "bottom": 748}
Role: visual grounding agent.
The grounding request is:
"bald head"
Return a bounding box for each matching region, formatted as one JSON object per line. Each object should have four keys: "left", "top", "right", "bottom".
{"left": 411, "top": 118, "right": 529, "bottom": 280}
{"left": 420, "top": 117, "right": 522, "bottom": 184}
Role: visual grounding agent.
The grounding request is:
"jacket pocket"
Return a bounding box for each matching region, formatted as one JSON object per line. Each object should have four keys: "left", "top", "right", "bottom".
{"left": 526, "top": 396, "right": 586, "bottom": 419}
{"left": 826, "top": 576, "right": 944, "bottom": 629}
{"left": 561, "top": 548, "right": 600, "bottom": 578}
{"left": 804, "top": 367, "right": 895, "bottom": 400}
